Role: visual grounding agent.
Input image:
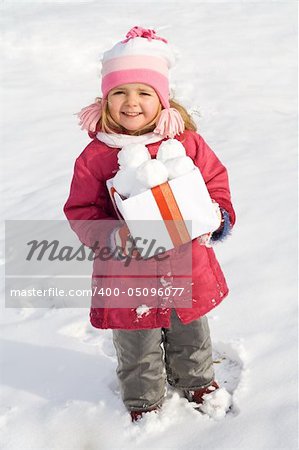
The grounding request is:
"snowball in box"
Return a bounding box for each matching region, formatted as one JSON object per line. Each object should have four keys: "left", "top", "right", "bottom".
{"left": 156, "top": 139, "right": 186, "bottom": 162}
{"left": 106, "top": 167, "right": 220, "bottom": 259}
{"left": 136, "top": 159, "right": 168, "bottom": 188}
{"left": 117, "top": 143, "right": 150, "bottom": 169}
{"left": 164, "top": 156, "right": 195, "bottom": 180}
{"left": 112, "top": 168, "right": 137, "bottom": 198}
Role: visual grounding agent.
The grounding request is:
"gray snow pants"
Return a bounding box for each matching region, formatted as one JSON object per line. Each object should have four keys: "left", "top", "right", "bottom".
{"left": 112, "top": 309, "right": 214, "bottom": 412}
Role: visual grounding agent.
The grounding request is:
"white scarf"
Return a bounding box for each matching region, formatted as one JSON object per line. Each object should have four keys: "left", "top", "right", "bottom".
{"left": 96, "top": 131, "right": 164, "bottom": 148}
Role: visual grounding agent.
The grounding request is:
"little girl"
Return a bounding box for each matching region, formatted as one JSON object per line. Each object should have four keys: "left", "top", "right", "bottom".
{"left": 64, "top": 26, "right": 236, "bottom": 421}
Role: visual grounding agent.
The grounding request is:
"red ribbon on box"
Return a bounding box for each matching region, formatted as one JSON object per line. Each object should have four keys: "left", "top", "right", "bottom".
{"left": 151, "top": 182, "right": 191, "bottom": 247}
{"left": 109, "top": 183, "right": 191, "bottom": 248}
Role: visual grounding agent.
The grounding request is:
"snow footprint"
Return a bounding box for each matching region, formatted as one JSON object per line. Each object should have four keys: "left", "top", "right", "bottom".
{"left": 58, "top": 321, "right": 116, "bottom": 359}
{"left": 158, "top": 340, "right": 245, "bottom": 422}
{"left": 211, "top": 340, "right": 246, "bottom": 416}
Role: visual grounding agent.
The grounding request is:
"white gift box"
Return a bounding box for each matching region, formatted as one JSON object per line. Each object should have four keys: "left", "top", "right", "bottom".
{"left": 106, "top": 167, "right": 220, "bottom": 258}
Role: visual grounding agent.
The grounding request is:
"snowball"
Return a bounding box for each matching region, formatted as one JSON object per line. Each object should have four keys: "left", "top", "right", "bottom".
{"left": 113, "top": 140, "right": 194, "bottom": 197}
{"left": 199, "top": 388, "right": 232, "bottom": 420}
{"left": 136, "top": 159, "right": 168, "bottom": 189}
{"left": 164, "top": 156, "right": 195, "bottom": 179}
{"left": 112, "top": 168, "right": 137, "bottom": 197}
{"left": 117, "top": 144, "right": 151, "bottom": 169}
{"left": 156, "top": 139, "right": 186, "bottom": 162}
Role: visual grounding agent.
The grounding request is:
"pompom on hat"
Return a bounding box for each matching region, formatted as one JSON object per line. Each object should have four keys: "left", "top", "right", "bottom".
{"left": 77, "top": 26, "right": 185, "bottom": 138}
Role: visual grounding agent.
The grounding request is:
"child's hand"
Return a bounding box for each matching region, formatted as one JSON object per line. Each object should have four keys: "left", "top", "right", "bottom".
{"left": 212, "top": 200, "right": 223, "bottom": 229}
{"left": 110, "top": 224, "right": 141, "bottom": 260}
{"left": 197, "top": 232, "right": 212, "bottom": 247}
{"left": 197, "top": 201, "right": 223, "bottom": 247}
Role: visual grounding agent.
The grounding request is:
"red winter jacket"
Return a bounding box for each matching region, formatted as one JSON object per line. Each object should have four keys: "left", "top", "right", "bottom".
{"left": 64, "top": 130, "right": 236, "bottom": 329}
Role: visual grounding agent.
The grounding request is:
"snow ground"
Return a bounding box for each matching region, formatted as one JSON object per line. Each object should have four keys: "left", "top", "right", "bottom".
{"left": 1, "top": 1, "right": 298, "bottom": 449}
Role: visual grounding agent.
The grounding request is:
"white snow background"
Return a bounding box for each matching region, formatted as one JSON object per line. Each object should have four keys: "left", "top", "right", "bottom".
{"left": 1, "top": 1, "right": 298, "bottom": 449}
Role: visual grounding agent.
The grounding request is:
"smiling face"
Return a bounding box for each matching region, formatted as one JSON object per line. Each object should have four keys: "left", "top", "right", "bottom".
{"left": 107, "top": 83, "right": 161, "bottom": 133}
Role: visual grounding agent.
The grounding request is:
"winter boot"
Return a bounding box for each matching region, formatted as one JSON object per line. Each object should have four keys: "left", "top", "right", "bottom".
{"left": 130, "top": 405, "right": 160, "bottom": 422}
{"left": 185, "top": 380, "right": 220, "bottom": 404}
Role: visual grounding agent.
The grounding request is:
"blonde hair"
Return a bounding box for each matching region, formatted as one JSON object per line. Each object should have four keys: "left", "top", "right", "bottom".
{"left": 95, "top": 97, "right": 197, "bottom": 135}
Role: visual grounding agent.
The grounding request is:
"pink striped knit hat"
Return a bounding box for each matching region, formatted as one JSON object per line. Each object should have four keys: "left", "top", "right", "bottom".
{"left": 77, "top": 26, "right": 185, "bottom": 138}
